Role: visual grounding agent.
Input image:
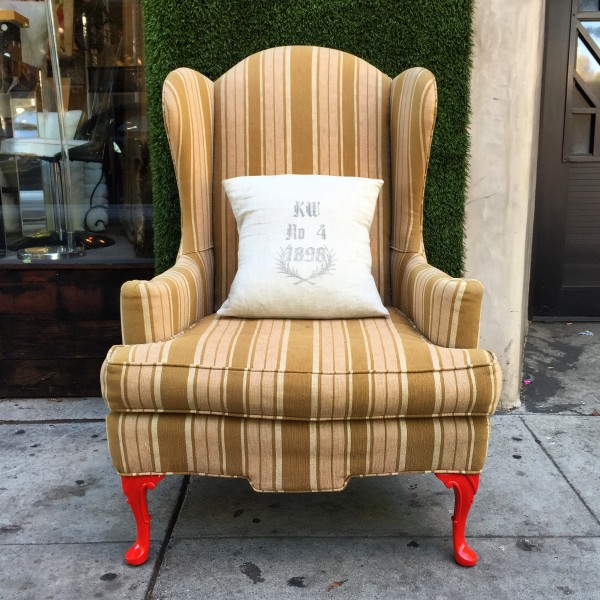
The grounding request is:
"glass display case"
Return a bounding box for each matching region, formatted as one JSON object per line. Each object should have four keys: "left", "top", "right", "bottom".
{"left": 0, "top": 0, "right": 152, "bottom": 263}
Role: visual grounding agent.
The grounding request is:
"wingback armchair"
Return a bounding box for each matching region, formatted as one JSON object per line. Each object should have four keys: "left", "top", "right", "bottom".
{"left": 101, "top": 46, "right": 501, "bottom": 567}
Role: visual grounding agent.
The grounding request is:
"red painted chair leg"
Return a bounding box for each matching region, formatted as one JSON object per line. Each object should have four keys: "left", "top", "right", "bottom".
{"left": 435, "top": 473, "right": 480, "bottom": 567}
{"left": 121, "top": 475, "right": 165, "bottom": 565}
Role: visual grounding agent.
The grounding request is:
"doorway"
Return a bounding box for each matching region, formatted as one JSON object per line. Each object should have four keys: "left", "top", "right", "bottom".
{"left": 532, "top": 0, "right": 600, "bottom": 318}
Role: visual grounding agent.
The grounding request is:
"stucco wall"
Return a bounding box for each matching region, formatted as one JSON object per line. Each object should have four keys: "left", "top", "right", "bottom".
{"left": 465, "top": 0, "right": 546, "bottom": 408}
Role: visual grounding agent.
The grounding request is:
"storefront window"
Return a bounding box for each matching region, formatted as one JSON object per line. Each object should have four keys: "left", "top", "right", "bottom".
{"left": 0, "top": 0, "right": 152, "bottom": 263}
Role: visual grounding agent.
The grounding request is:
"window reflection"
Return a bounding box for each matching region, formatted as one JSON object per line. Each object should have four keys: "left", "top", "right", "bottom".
{"left": 0, "top": 0, "right": 152, "bottom": 262}
{"left": 582, "top": 20, "right": 600, "bottom": 48}
{"left": 571, "top": 113, "right": 594, "bottom": 155}
{"left": 579, "top": 0, "right": 599, "bottom": 11}
{"left": 576, "top": 34, "right": 600, "bottom": 99}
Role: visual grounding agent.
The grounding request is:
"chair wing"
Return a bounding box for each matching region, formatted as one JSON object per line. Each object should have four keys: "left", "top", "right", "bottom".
{"left": 120, "top": 69, "right": 215, "bottom": 344}
{"left": 390, "top": 67, "right": 484, "bottom": 348}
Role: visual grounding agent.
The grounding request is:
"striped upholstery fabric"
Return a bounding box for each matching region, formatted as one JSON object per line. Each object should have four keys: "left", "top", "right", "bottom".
{"left": 389, "top": 67, "right": 484, "bottom": 349}
{"left": 213, "top": 46, "right": 391, "bottom": 308}
{"left": 121, "top": 250, "right": 214, "bottom": 345}
{"left": 163, "top": 69, "right": 214, "bottom": 259}
{"left": 103, "top": 309, "right": 500, "bottom": 420}
{"left": 102, "top": 47, "right": 502, "bottom": 492}
{"left": 106, "top": 413, "right": 493, "bottom": 492}
{"left": 392, "top": 252, "right": 484, "bottom": 349}
{"left": 390, "top": 66, "right": 436, "bottom": 256}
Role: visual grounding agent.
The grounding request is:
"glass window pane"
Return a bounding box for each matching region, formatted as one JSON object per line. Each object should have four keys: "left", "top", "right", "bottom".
{"left": 59, "top": 0, "right": 153, "bottom": 260}
{"left": 581, "top": 20, "right": 600, "bottom": 47}
{"left": 571, "top": 113, "right": 594, "bottom": 155}
{"left": 579, "top": 0, "right": 599, "bottom": 11}
{"left": 0, "top": 1, "right": 67, "bottom": 255}
{"left": 0, "top": 0, "right": 153, "bottom": 263}
{"left": 576, "top": 35, "right": 600, "bottom": 99}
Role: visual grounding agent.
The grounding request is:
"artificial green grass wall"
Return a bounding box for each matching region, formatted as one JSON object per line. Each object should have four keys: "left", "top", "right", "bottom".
{"left": 142, "top": 0, "right": 473, "bottom": 276}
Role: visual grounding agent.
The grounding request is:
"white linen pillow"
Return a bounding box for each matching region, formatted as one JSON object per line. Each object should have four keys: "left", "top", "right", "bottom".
{"left": 217, "top": 174, "right": 389, "bottom": 319}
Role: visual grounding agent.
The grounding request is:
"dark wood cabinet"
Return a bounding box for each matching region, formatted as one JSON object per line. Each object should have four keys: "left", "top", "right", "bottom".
{"left": 0, "top": 263, "right": 153, "bottom": 397}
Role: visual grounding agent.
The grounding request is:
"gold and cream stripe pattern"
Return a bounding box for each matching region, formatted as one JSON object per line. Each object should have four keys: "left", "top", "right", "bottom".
{"left": 391, "top": 251, "right": 484, "bottom": 349}
{"left": 388, "top": 66, "right": 484, "bottom": 349}
{"left": 106, "top": 413, "right": 492, "bottom": 492}
{"left": 390, "top": 66, "right": 437, "bottom": 255}
{"left": 163, "top": 69, "right": 214, "bottom": 257}
{"left": 120, "top": 250, "right": 214, "bottom": 344}
{"left": 212, "top": 46, "right": 391, "bottom": 308}
{"left": 101, "top": 46, "right": 502, "bottom": 493}
{"left": 103, "top": 309, "right": 501, "bottom": 420}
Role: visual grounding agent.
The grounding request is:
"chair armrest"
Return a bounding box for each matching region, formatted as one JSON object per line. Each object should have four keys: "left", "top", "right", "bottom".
{"left": 392, "top": 251, "right": 483, "bottom": 348}
{"left": 120, "top": 250, "right": 213, "bottom": 344}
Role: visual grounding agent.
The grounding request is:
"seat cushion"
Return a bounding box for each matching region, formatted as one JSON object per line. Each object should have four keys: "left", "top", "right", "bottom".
{"left": 102, "top": 308, "right": 501, "bottom": 420}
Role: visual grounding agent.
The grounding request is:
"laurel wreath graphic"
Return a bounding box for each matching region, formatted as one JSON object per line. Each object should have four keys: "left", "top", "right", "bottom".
{"left": 275, "top": 246, "right": 337, "bottom": 285}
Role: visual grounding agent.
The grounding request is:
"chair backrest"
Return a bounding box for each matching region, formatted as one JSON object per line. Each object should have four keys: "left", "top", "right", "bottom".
{"left": 212, "top": 46, "right": 392, "bottom": 308}
{"left": 162, "top": 47, "right": 437, "bottom": 315}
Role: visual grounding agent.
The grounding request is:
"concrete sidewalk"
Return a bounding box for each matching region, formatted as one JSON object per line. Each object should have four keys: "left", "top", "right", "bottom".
{"left": 0, "top": 322, "right": 598, "bottom": 599}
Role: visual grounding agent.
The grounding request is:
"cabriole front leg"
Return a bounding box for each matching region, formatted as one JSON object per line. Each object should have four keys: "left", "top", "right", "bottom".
{"left": 121, "top": 475, "right": 165, "bottom": 565}
{"left": 435, "top": 473, "right": 480, "bottom": 567}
